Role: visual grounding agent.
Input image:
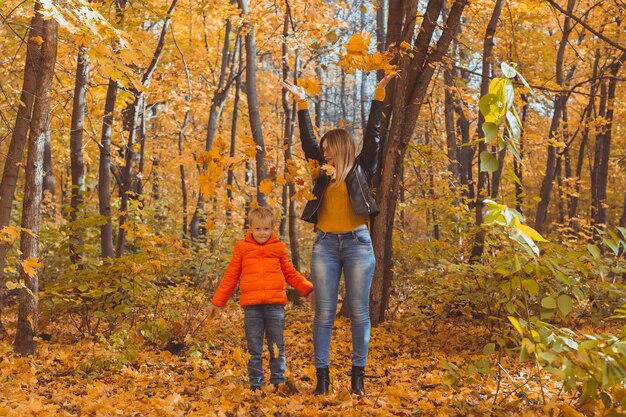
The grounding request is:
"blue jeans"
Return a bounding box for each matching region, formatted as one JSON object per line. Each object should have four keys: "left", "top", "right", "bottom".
{"left": 243, "top": 304, "right": 286, "bottom": 387}
{"left": 310, "top": 225, "right": 375, "bottom": 368}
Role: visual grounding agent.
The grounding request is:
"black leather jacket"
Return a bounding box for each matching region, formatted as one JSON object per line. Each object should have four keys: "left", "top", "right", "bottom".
{"left": 297, "top": 99, "right": 384, "bottom": 224}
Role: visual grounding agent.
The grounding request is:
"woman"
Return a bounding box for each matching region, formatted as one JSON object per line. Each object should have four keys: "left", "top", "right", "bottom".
{"left": 281, "top": 72, "right": 396, "bottom": 396}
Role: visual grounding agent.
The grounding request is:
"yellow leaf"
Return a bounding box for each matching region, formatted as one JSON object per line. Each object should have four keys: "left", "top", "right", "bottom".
{"left": 321, "top": 164, "right": 336, "bottom": 180}
{"left": 291, "top": 188, "right": 316, "bottom": 202}
{"left": 28, "top": 396, "right": 44, "bottom": 412}
{"left": 22, "top": 258, "right": 43, "bottom": 278}
{"left": 31, "top": 36, "right": 44, "bottom": 46}
{"left": 343, "top": 31, "right": 370, "bottom": 56}
{"left": 258, "top": 179, "right": 275, "bottom": 196}
{"left": 297, "top": 77, "right": 321, "bottom": 96}
{"left": 286, "top": 159, "right": 299, "bottom": 177}
{"left": 0, "top": 226, "right": 21, "bottom": 243}
{"left": 400, "top": 41, "right": 412, "bottom": 50}
{"left": 508, "top": 316, "right": 523, "bottom": 334}
{"left": 232, "top": 347, "right": 248, "bottom": 367}
{"left": 517, "top": 223, "right": 548, "bottom": 242}
{"left": 27, "top": 315, "right": 34, "bottom": 331}
{"left": 560, "top": 404, "right": 585, "bottom": 417}
{"left": 21, "top": 228, "right": 37, "bottom": 238}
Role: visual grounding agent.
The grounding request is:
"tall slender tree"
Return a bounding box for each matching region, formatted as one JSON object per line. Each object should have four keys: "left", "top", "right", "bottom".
{"left": 115, "top": 0, "right": 178, "bottom": 257}
{"left": 190, "top": 1, "right": 240, "bottom": 239}
{"left": 470, "top": 0, "right": 504, "bottom": 262}
{"left": 98, "top": 0, "right": 127, "bottom": 259}
{"left": 534, "top": 0, "right": 577, "bottom": 234}
{"left": 0, "top": 3, "right": 44, "bottom": 338}
{"left": 69, "top": 46, "right": 89, "bottom": 264}
{"left": 14, "top": 14, "right": 59, "bottom": 356}
{"left": 238, "top": 0, "right": 267, "bottom": 206}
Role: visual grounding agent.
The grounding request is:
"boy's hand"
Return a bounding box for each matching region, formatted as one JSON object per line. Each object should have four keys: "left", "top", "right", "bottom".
{"left": 207, "top": 304, "right": 221, "bottom": 318}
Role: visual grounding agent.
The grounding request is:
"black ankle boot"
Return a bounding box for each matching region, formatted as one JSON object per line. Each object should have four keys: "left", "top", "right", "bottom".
{"left": 351, "top": 366, "right": 365, "bottom": 396}
{"left": 314, "top": 367, "right": 330, "bottom": 395}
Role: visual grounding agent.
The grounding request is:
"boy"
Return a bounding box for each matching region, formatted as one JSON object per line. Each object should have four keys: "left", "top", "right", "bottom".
{"left": 209, "top": 207, "right": 313, "bottom": 391}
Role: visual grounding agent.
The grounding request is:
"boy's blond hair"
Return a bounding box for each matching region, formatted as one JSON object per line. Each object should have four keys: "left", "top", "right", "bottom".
{"left": 248, "top": 207, "right": 275, "bottom": 226}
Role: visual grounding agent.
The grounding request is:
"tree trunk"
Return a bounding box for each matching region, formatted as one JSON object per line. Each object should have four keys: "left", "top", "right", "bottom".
{"left": 178, "top": 111, "right": 190, "bottom": 242}
{"left": 360, "top": 2, "right": 367, "bottom": 131}
{"left": 115, "top": 93, "right": 142, "bottom": 257}
{"left": 98, "top": 0, "right": 127, "bottom": 259}
{"left": 315, "top": 66, "right": 323, "bottom": 129}
{"left": 469, "top": 0, "right": 503, "bottom": 262}
{"left": 444, "top": 62, "right": 460, "bottom": 181}
{"left": 190, "top": 12, "right": 236, "bottom": 239}
{"left": 42, "top": 126, "right": 54, "bottom": 200}
{"left": 69, "top": 46, "right": 89, "bottom": 264}
{"left": 227, "top": 39, "right": 244, "bottom": 220}
{"left": 592, "top": 52, "right": 625, "bottom": 233}
{"left": 280, "top": 12, "right": 301, "bottom": 273}
{"left": 590, "top": 80, "right": 607, "bottom": 233}
{"left": 116, "top": 0, "right": 178, "bottom": 256}
{"left": 239, "top": 0, "right": 267, "bottom": 206}
{"left": 375, "top": 0, "right": 387, "bottom": 83}
{"left": 619, "top": 193, "right": 626, "bottom": 227}
{"left": 0, "top": 6, "right": 44, "bottom": 338}
{"left": 370, "top": 0, "right": 468, "bottom": 325}
{"left": 98, "top": 78, "right": 117, "bottom": 259}
{"left": 534, "top": 0, "right": 576, "bottom": 234}
{"left": 14, "top": 16, "right": 58, "bottom": 356}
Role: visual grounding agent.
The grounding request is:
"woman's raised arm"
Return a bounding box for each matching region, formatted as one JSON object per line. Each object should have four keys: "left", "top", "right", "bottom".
{"left": 281, "top": 80, "right": 323, "bottom": 162}
{"left": 359, "top": 72, "right": 398, "bottom": 174}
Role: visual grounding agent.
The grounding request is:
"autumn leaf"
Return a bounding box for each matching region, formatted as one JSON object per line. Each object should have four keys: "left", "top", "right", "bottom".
{"left": 30, "top": 36, "right": 44, "bottom": 46}
{"left": 338, "top": 31, "right": 397, "bottom": 74}
{"left": 321, "top": 164, "right": 336, "bottom": 180}
{"left": 22, "top": 258, "right": 43, "bottom": 278}
{"left": 291, "top": 188, "right": 316, "bottom": 202}
{"left": 258, "top": 179, "right": 275, "bottom": 196}
{"left": 0, "top": 225, "right": 20, "bottom": 243}
{"left": 297, "top": 77, "right": 321, "bottom": 96}
{"left": 343, "top": 31, "right": 370, "bottom": 55}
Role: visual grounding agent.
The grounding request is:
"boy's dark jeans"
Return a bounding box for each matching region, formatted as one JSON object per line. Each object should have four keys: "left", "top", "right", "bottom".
{"left": 244, "top": 304, "right": 286, "bottom": 387}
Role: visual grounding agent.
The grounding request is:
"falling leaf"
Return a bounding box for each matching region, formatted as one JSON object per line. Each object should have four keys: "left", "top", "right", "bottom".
{"left": 321, "top": 164, "right": 336, "bottom": 180}
{"left": 22, "top": 258, "right": 43, "bottom": 278}
{"left": 297, "top": 77, "right": 321, "bottom": 96}
{"left": 258, "top": 179, "right": 275, "bottom": 196}
{"left": 343, "top": 32, "right": 370, "bottom": 55}
{"left": 0, "top": 226, "right": 20, "bottom": 243}
{"left": 31, "top": 36, "right": 44, "bottom": 46}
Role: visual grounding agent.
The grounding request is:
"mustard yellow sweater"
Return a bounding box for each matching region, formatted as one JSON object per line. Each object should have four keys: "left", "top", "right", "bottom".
{"left": 298, "top": 87, "right": 386, "bottom": 232}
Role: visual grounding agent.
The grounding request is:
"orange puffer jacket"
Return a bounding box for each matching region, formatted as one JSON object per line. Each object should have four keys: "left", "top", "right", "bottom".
{"left": 211, "top": 231, "right": 313, "bottom": 307}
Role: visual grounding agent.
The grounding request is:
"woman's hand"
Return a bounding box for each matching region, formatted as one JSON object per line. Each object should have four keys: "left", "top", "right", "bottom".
{"left": 376, "top": 71, "right": 399, "bottom": 90}
{"left": 280, "top": 79, "right": 307, "bottom": 102}
{"left": 307, "top": 291, "right": 315, "bottom": 310}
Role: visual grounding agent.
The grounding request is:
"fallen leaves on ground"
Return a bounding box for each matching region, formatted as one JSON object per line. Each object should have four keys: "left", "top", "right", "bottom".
{"left": 0, "top": 301, "right": 601, "bottom": 416}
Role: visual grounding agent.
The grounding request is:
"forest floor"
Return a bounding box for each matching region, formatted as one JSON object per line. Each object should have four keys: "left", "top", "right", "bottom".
{"left": 0, "top": 297, "right": 606, "bottom": 417}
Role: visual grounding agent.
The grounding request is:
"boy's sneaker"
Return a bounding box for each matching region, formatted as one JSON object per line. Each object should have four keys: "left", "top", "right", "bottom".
{"left": 250, "top": 385, "right": 261, "bottom": 392}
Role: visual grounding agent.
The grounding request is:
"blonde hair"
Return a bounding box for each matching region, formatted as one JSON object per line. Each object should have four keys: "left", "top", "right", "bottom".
{"left": 320, "top": 129, "right": 356, "bottom": 186}
{"left": 248, "top": 207, "right": 275, "bottom": 226}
